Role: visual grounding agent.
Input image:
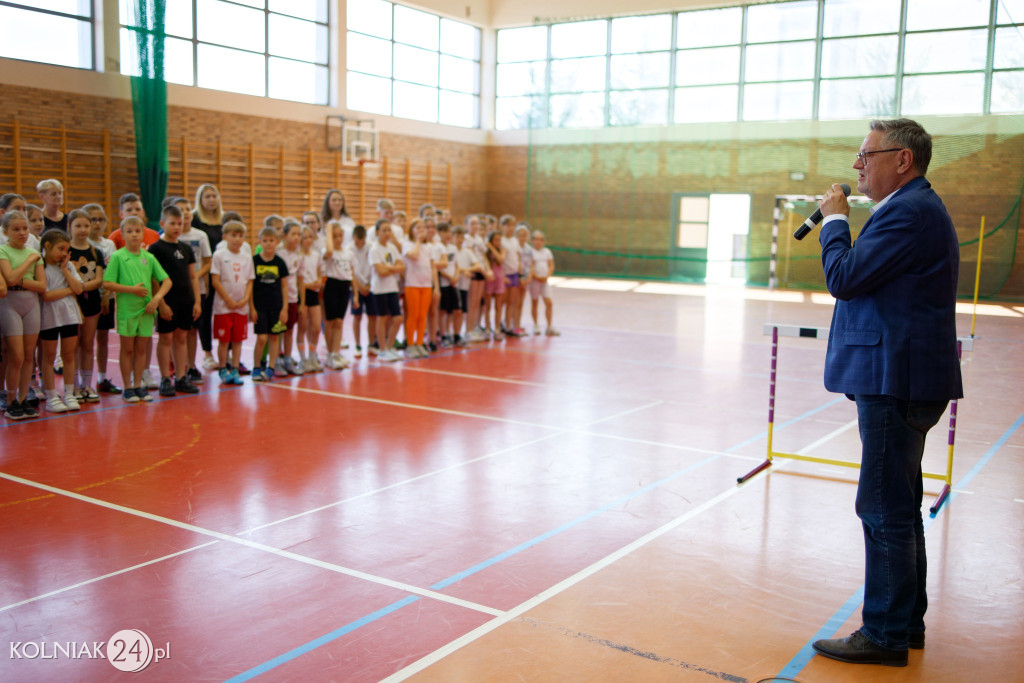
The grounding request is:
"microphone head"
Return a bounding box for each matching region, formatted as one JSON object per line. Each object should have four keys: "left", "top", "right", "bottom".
{"left": 840, "top": 183, "right": 851, "bottom": 196}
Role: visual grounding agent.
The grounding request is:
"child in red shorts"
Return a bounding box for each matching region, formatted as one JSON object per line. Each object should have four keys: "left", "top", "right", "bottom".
{"left": 210, "top": 221, "right": 253, "bottom": 384}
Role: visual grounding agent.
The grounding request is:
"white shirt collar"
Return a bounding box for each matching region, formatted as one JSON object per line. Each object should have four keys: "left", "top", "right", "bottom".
{"left": 870, "top": 190, "right": 896, "bottom": 214}
{"left": 870, "top": 180, "right": 914, "bottom": 214}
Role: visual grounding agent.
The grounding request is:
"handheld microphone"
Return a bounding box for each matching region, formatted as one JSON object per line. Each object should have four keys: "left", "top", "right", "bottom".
{"left": 793, "top": 183, "right": 851, "bottom": 240}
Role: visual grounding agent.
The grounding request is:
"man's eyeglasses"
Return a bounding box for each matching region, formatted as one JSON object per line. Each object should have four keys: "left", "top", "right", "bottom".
{"left": 856, "top": 148, "right": 903, "bottom": 165}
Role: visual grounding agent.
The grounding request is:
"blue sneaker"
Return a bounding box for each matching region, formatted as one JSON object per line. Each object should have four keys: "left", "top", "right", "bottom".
{"left": 229, "top": 368, "right": 244, "bottom": 385}
{"left": 219, "top": 367, "right": 231, "bottom": 383}
{"left": 264, "top": 367, "right": 275, "bottom": 381}
{"left": 251, "top": 367, "right": 266, "bottom": 382}
{"left": 135, "top": 387, "right": 153, "bottom": 402}
{"left": 123, "top": 389, "right": 140, "bottom": 404}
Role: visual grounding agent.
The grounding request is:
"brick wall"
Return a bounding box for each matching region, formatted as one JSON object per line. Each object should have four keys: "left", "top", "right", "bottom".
{"left": 498, "top": 133, "right": 1024, "bottom": 299}
{"left": 5, "top": 82, "right": 1022, "bottom": 297}
{"left": 0, "top": 84, "right": 489, "bottom": 221}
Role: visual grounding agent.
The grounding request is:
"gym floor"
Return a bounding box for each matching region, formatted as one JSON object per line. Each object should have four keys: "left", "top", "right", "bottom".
{"left": 1, "top": 278, "right": 1022, "bottom": 682}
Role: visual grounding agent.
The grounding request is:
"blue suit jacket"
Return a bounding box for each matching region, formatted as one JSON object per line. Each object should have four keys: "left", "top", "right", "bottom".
{"left": 820, "top": 176, "right": 963, "bottom": 401}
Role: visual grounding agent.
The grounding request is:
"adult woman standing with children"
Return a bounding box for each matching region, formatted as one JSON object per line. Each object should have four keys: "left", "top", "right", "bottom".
{"left": 192, "top": 183, "right": 225, "bottom": 371}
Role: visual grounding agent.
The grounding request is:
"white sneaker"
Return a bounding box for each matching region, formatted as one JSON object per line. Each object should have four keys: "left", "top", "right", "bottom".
{"left": 45, "top": 394, "right": 68, "bottom": 413}
{"left": 303, "top": 357, "right": 316, "bottom": 373}
{"left": 354, "top": 345, "right": 363, "bottom": 358}
{"left": 337, "top": 355, "right": 352, "bottom": 369}
{"left": 63, "top": 393, "right": 81, "bottom": 411}
{"left": 381, "top": 350, "right": 399, "bottom": 362}
{"left": 314, "top": 356, "right": 325, "bottom": 371}
{"left": 142, "top": 369, "right": 158, "bottom": 389}
{"left": 545, "top": 327, "right": 561, "bottom": 336}
{"left": 340, "top": 341, "right": 350, "bottom": 349}
{"left": 202, "top": 356, "right": 218, "bottom": 370}
{"left": 533, "top": 327, "right": 541, "bottom": 336}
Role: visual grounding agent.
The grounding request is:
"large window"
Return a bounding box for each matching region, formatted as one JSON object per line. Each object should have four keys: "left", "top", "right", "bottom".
{"left": 346, "top": 0, "right": 481, "bottom": 128}
{"left": 0, "top": 1, "right": 94, "bottom": 69}
{"left": 496, "top": 0, "right": 1024, "bottom": 129}
{"left": 119, "top": 0, "right": 330, "bottom": 105}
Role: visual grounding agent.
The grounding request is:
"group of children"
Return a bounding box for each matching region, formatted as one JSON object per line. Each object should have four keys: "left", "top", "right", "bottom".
{"left": 0, "top": 180, "right": 560, "bottom": 419}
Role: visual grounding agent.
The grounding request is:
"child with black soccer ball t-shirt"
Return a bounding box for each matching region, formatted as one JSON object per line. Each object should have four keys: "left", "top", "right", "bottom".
{"left": 148, "top": 205, "right": 201, "bottom": 397}
{"left": 250, "top": 227, "right": 289, "bottom": 382}
{"left": 67, "top": 209, "right": 105, "bottom": 402}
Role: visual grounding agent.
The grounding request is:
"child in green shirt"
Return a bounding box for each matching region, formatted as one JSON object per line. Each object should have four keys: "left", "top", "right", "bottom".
{"left": 102, "top": 217, "right": 171, "bottom": 403}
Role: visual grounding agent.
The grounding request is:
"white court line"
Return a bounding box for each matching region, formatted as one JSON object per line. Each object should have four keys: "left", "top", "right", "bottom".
{"left": 399, "top": 366, "right": 549, "bottom": 387}
{"left": 1015, "top": 499, "right": 1024, "bottom": 504}
{"left": 239, "top": 433, "right": 565, "bottom": 535}
{"left": 0, "top": 542, "right": 218, "bottom": 613}
{"left": 577, "top": 400, "right": 664, "bottom": 427}
{"left": 401, "top": 365, "right": 726, "bottom": 408}
{"left": 261, "top": 382, "right": 554, "bottom": 429}
{"left": 264, "top": 381, "right": 746, "bottom": 461}
{"left": 0, "top": 471, "right": 503, "bottom": 618}
{"left": 0, "top": 401, "right": 671, "bottom": 616}
{"left": 382, "top": 419, "right": 859, "bottom": 682}
{"left": 4, "top": 436, "right": 573, "bottom": 618}
{"left": 241, "top": 401, "right": 666, "bottom": 536}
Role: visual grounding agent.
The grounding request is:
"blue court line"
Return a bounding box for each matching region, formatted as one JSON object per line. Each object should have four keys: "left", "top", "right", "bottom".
{"left": 776, "top": 408, "right": 1024, "bottom": 678}
{"left": 224, "top": 596, "right": 420, "bottom": 682}
{"left": 226, "top": 395, "right": 847, "bottom": 681}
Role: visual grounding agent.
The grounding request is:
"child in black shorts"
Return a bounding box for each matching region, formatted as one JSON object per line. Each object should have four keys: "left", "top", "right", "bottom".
{"left": 67, "top": 209, "right": 105, "bottom": 402}
{"left": 84, "top": 203, "right": 120, "bottom": 394}
{"left": 148, "top": 205, "right": 202, "bottom": 397}
{"left": 250, "top": 227, "right": 289, "bottom": 382}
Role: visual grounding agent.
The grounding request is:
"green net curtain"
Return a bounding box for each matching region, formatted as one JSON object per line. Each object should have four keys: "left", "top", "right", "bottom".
{"left": 130, "top": 0, "right": 169, "bottom": 231}
{"left": 524, "top": 120, "right": 1024, "bottom": 298}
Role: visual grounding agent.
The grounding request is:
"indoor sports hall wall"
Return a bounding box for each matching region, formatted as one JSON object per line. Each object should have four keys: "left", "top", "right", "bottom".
{"left": 497, "top": 115, "right": 1024, "bottom": 299}
{"left": 0, "top": 84, "right": 488, "bottom": 230}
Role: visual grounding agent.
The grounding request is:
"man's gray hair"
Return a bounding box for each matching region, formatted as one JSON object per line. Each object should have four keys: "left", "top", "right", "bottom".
{"left": 870, "top": 118, "right": 932, "bottom": 175}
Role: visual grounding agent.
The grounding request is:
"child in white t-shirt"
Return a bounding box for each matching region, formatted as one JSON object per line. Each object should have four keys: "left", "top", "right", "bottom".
{"left": 453, "top": 226, "right": 483, "bottom": 345}
{"left": 349, "top": 224, "right": 373, "bottom": 358}
{"left": 277, "top": 221, "right": 305, "bottom": 376}
{"left": 528, "top": 230, "right": 559, "bottom": 336}
{"left": 296, "top": 225, "right": 323, "bottom": 372}
{"left": 369, "top": 219, "right": 405, "bottom": 362}
{"left": 209, "top": 221, "right": 254, "bottom": 384}
{"left": 321, "top": 222, "right": 354, "bottom": 370}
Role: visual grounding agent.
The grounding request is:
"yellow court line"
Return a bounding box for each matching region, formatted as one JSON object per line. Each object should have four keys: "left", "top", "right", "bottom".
{"left": 0, "top": 422, "right": 203, "bottom": 509}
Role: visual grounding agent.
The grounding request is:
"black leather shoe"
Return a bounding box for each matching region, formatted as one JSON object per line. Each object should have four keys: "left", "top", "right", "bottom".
{"left": 909, "top": 631, "right": 924, "bottom": 649}
{"left": 813, "top": 630, "right": 908, "bottom": 667}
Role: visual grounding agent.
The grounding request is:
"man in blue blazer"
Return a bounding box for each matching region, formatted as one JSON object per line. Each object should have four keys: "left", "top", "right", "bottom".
{"left": 811, "top": 119, "right": 963, "bottom": 668}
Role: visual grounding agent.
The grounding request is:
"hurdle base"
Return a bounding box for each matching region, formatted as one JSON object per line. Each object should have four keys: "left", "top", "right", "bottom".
{"left": 737, "top": 459, "right": 772, "bottom": 484}
{"left": 929, "top": 484, "right": 951, "bottom": 517}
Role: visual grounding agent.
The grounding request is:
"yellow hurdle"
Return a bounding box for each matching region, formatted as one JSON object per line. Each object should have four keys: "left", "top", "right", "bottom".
{"left": 738, "top": 325, "right": 965, "bottom": 516}
{"left": 971, "top": 216, "right": 985, "bottom": 338}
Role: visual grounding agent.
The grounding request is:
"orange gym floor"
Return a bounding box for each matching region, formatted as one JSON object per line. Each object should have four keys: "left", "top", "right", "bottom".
{"left": 1, "top": 278, "right": 1022, "bottom": 682}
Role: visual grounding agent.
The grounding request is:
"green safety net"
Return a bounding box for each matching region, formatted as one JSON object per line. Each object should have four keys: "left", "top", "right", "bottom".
{"left": 130, "top": 0, "right": 169, "bottom": 231}
{"left": 525, "top": 120, "right": 1024, "bottom": 299}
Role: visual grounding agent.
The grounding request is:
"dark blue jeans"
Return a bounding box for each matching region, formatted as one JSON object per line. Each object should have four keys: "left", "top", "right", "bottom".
{"left": 854, "top": 395, "right": 947, "bottom": 651}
